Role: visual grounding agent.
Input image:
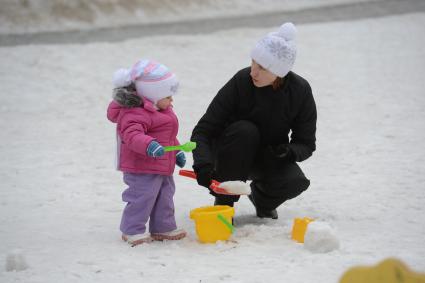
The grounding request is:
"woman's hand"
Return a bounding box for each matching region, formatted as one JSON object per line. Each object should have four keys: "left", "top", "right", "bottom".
{"left": 272, "top": 144, "right": 292, "bottom": 159}
{"left": 265, "top": 144, "right": 294, "bottom": 162}
{"left": 195, "top": 166, "right": 213, "bottom": 189}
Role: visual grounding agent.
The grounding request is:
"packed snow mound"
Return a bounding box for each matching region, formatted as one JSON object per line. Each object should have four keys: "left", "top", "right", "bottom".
{"left": 304, "top": 221, "right": 340, "bottom": 253}
{"left": 219, "top": 181, "right": 251, "bottom": 195}
{"left": 5, "top": 249, "right": 29, "bottom": 272}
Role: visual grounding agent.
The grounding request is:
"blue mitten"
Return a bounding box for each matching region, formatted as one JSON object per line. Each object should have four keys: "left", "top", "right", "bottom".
{"left": 146, "top": 141, "right": 165, "bottom": 157}
{"left": 176, "top": 151, "right": 186, "bottom": 168}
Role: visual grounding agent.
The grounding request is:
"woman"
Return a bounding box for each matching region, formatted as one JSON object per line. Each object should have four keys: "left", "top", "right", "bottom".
{"left": 191, "top": 22, "right": 317, "bottom": 219}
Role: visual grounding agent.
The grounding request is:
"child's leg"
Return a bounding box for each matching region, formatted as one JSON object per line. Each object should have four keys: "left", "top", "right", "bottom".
{"left": 120, "top": 173, "right": 162, "bottom": 236}
{"left": 148, "top": 175, "right": 178, "bottom": 234}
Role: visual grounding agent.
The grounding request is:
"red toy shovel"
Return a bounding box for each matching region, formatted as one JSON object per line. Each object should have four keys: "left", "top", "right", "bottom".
{"left": 178, "top": 169, "right": 239, "bottom": 195}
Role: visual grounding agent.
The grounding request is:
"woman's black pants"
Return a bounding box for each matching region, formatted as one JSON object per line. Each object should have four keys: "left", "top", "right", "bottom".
{"left": 213, "top": 120, "right": 310, "bottom": 211}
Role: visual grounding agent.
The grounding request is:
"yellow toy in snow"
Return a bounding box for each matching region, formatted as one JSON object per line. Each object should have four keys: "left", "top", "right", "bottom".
{"left": 339, "top": 258, "right": 425, "bottom": 283}
{"left": 291, "top": 217, "right": 314, "bottom": 243}
{"left": 190, "top": 205, "right": 234, "bottom": 243}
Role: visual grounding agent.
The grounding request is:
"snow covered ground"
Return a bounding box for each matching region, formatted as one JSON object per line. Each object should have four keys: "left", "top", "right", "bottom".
{"left": 1, "top": 8, "right": 425, "bottom": 283}
{"left": 0, "top": 0, "right": 377, "bottom": 34}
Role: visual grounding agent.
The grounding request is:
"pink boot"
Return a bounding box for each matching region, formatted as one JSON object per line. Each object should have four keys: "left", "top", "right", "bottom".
{"left": 122, "top": 233, "right": 152, "bottom": 246}
{"left": 151, "top": 229, "right": 187, "bottom": 241}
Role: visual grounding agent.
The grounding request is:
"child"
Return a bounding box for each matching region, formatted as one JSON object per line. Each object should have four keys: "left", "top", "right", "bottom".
{"left": 107, "top": 59, "right": 187, "bottom": 246}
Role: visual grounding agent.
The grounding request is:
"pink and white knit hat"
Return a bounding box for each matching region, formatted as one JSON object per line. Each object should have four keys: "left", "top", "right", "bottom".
{"left": 112, "top": 59, "right": 179, "bottom": 103}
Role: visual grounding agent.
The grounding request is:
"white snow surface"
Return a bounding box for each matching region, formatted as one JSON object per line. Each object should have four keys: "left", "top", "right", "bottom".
{"left": 1, "top": 11, "right": 425, "bottom": 283}
{"left": 0, "top": 0, "right": 377, "bottom": 35}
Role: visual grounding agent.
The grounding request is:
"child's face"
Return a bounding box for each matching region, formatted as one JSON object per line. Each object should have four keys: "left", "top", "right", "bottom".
{"left": 156, "top": 96, "right": 173, "bottom": 110}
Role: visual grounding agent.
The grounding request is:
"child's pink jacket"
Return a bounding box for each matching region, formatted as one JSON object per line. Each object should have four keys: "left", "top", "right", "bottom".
{"left": 107, "top": 99, "right": 179, "bottom": 175}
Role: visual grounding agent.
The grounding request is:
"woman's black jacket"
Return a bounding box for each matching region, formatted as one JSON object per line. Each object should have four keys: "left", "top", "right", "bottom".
{"left": 191, "top": 67, "right": 317, "bottom": 170}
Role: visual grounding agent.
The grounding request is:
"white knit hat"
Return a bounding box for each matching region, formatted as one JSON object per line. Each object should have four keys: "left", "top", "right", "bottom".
{"left": 112, "top": 59, "right": 179, "bottom": 103}
{"left": 250, "top": 22, "right": 297, "bottom": 77}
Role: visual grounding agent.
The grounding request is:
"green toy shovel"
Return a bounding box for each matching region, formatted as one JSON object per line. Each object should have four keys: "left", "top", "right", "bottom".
{"left": 164, "top": 141, "right": 197, "bottom": 152}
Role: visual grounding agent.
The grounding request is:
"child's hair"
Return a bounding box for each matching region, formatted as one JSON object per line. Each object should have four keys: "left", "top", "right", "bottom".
{"left": 112, "top": 82, "right": 143, "bottom": 108}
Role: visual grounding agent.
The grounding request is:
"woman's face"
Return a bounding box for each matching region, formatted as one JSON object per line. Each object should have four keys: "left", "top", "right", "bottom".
{"left": 156, "top": 96, "right": 173, "bottom": 110}
{"left": 250, "top": 60, "right": 277, "bottom": 87}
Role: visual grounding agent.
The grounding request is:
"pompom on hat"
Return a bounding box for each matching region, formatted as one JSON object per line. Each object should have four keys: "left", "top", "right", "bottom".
{"left": 112, "top": 59, "right": 179, "bottom": 103}
{"left": 250, "top": 22, "right": 297, "bottom": 77}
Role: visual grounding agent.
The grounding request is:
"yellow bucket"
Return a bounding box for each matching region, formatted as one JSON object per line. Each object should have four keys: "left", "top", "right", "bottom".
{"left": 190, "top": 205, "right": 235, "bottom": 243}
{"left": 291, "top": 217, "right": 314, "bottom": 243}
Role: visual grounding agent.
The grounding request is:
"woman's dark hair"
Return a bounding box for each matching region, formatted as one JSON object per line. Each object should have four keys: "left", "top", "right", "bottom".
{"left": 113, "top": 82, "right": 143, "bottom": 108}
{"left": 272, "top": 77, "right": 285, "bottom": 90}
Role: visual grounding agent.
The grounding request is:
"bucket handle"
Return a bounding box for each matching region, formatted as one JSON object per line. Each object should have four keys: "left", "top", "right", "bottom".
{"left": 217, "top": 214, "right": 234, "bottom": 233}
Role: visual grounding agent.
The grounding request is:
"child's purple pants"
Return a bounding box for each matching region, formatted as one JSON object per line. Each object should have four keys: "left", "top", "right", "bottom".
{"left": 120, "top": 173, "right": 177, "bottom": 235}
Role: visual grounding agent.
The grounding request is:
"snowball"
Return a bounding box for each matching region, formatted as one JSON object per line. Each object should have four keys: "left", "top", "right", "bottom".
{"left": 5, "top": 249, "right": 29, "bottom": 272}
{"left": 219, "top": 181, "right": 251, "bottom": 195}
{"left": 304, "top": 221, "right": 340, "bottom": 253}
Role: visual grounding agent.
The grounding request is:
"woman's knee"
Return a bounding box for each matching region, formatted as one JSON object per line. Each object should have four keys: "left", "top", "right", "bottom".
{"left": 283, "top": 176, "right": 310, "bottom": 199}
{"left": 223, "top": 120, "right": 260, "bottom": 145}
{"left": 214, "top": 120, "right": 260, "bottom": 180}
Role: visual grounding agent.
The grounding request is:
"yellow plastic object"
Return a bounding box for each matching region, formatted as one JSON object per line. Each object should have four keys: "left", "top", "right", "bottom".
{"left": 190, "top": 205, "right": 235, "bottom": 243}
{"left": 291, "top": 217, "right": 314, "bottom": 243}
{"left": 339, "top": 258, "right": 425, "bottom": 283}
